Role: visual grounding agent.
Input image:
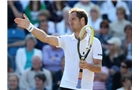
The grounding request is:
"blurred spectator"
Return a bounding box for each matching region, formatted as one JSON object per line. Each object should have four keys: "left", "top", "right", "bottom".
{"left": 95, "top": 20, "right": 112, "bottom": 55}
{"left": 53, "top": 57, "right": 65, "bottom": 90}
{"left": 73, "top": 0, "right": 95, "bottom": 16}
{"left": 8, "top": 1, "right": 23, "bottom": 28}
{"left": 20, "top": 55, "right": 52, "bottom": 90}
{"left": 8, "top": 73, "right": 19, "bottom": 90}
{"left": 103, "top": 37, "right": 125, "bottom": 68}
{"left": 34, "top": 10, "right": 56, "bottom": 35}
{"left": 8, "top": 55, "right": 14, "bottom": 73}
{"left": 122, "top": 24, "right": 132, "bottom": 61}
{"left": 66, "top": 1, "right": 78, "bottom": 7}
{"left": 116, "top": 74, "right": 132, "bottom": 90}
{"left": 34, "top": 10, "right": 51, "bottom": 50}
{"left": 42, "top": 44, "right": 64, "bottom": 78}
{"left": 93, "top": 66, "right": 109, "bottom": 90}
{"left": 30, "top": 73, "right": 47, "bottom": 90}
{"left": 88, "top": 5, "right": 103, "bottom": 35}
{"left": 19, "top": 0, "right": 46, "bottom": 10}
{"left": 100, "top": 0, "right": 130, "bottom": 22}
{"left": 112, "top": 60, "right": 132, "bottom": 90}
{"left": 109, "top": 7, "right": 131, "bottom": 41}
{"left": 104, "top": 37, "right": 126, "bottom": 90}
{"left": 46, "top": 0, "right": 67, "bottom": 22}
{"left": 125, "top": 1, "right": 132, "bottom": 22}
{"left": 24, "top": 1, "right": 46, "bottom": 24}
{"left": 56, "top": 6, "right": 72, "bottom": 35}
{"left": 15, "top": 34, "right": 42, "bottom": 75}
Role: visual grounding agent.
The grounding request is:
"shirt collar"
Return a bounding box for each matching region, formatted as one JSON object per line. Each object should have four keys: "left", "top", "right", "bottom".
{"left": 71, "top": 33, "right": 89, "bottom": 41}
{"left": 30, "top": 67, "right": 43, "bottom": 71}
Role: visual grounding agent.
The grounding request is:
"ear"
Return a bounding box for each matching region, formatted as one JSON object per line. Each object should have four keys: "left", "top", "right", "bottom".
{"left": 81, "top": 17, "right": 85, "bottom": 25}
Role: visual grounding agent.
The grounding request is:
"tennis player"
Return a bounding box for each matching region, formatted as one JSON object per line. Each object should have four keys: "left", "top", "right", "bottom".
{"left": 14, "top": 8, "right": 102, "bottom": 90}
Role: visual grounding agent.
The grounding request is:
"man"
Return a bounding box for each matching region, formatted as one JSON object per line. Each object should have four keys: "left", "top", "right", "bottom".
{"left": 14, "top": 7, "right": 102, "bottom": 90}
{"left": 19, "top": 55, "right": 52, "bottom": 90}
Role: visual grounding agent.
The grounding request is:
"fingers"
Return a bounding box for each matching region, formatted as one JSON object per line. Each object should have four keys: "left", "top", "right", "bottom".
{"left": 14, "top": 18, "right": 22, "bottom": 23}
{"left": 79, "top": 61, "right": 88, "bottom": 69}
{"left": 23, "top": 14, "right": 28, "bottom": 20}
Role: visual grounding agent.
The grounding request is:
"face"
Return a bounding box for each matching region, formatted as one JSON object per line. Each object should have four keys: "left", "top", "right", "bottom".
{"left": 81, "top": 0, "right": 90, "bottom": 4}
{"left": 109, "top": 44, "right": 116, "bottom": 51}
{"left": 117, "top": 11, "right": 124, "bottom": 20}
{"left": 35, "top": 77, "right": 44, "bottom": 89}
{"left": 32, "top": 56, "right": 42, "bottom": 70}
{"left": 8, "top": 75, "right": 18, "bottom": 89}
{"left": 123, "top": 78, "right": 132, "bottom": 87}
{"left": 26, "top": 39, "right": 35, "bottom": 49}
{"left": 32, "top": 1, "right": 38, "bottom": 11}
{"left": 39, "top": 21, "right": 48, "bottom": 33}
{"left": 69, "top": 12, "right": 83, "bottom": 32}
{"left": 120, "top": 62, "right": 129, "bottom": 74}
{"left": 100, "top": 25, "right": 108, "bottom": 35}
{"left": 125, "top": 27, "right": 132, "bottom": 36}
{"left": 90, "top": 9, "right": 98, "bottom": 19}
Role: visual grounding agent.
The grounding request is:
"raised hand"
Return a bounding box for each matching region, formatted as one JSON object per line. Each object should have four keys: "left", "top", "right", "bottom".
{"left": 14, "top": 14, "right": 30, "bottom": 29}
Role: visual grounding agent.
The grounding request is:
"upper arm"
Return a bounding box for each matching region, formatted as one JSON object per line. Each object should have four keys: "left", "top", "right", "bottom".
{"left": 44, "top": 35, "right": 59, "bottom": 47}
{"left": 93, "top": 59, "right": 102, "bottom": 66}
{"left": 92, "top": 38, "right": 102, "bottom": 60}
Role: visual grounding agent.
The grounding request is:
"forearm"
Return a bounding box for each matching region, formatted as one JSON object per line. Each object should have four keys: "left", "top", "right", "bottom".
{"left": 31, "top": 28, "right": 48, "bottom": 43}
{"left": 87, "top": 63, "right": 101, "bottom": 73}
{"left": 11, "top": 5, "right": 22, "bottom": 18}
{"left": 8, "top": 40, "right": 25, "bottom": 47}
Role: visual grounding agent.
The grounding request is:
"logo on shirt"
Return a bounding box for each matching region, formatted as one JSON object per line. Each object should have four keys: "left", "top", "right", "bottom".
{"left": 98, "top": 54, "right": 102, "bottom": 56}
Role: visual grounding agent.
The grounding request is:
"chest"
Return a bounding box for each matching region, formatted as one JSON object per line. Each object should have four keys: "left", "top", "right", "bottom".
{"left": 64, "top": 39, "right": 93, "bottom": 63}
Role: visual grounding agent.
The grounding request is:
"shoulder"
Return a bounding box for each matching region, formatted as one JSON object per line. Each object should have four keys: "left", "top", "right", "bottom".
{"left": 116, "top": 87, "right": 124, "bottom": 90}
{"left": 74, "top": 2, "right": 81, "bottom": 7}
{"left": 58, "top": 34, "right": 73, "bottom": 39}
{"left": 42, "top": 68, "right": 51, "bottom": 74}
{"left": 23, "top": 68, "right": 32, "bottom": 74}
{"left": 42, "top": 45, "right": 51, "bottom": 50}
{"left": 17, "top": 47, "right": 25, "bottom": 52}
{"left": 34, "top": 48, "right": 42, "bottom": 52}
{"left": 93, "top": 37, "right": 101, "bottom": 44}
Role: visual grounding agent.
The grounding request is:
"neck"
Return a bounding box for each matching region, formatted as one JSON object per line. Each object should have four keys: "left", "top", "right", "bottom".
{"left": 9, "top": 89, "right": 17, "bottom": 90}
{"left": 36, "top": 88, "right": 43, "bottom": 90}
{"left": 110, "top": 50, "right": 115, "bottom": 55}
{"left": 124, "top": 86, "right": 131, "bottom": 90}
{"left": 92, "top": 17, "right": 98, "bottom": 22}
{"left": 74, "top": 32, "right": 80, "bottom": 39}
{"left": 118, "top": 18, "right": 124, "bottom": 21}
{"left": 34, "top": 68, "right": 40, "bottom": 72}
{"left": 26, "top": 47, "right": 33, "bottom": 52}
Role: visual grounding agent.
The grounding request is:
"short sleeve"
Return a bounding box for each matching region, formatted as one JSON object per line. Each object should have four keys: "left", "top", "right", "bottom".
{"left": 92, "top": 38, "right": 102, "bottom": 60}
{"left": 56, "top": 35, "right": 68, "bottom": 49}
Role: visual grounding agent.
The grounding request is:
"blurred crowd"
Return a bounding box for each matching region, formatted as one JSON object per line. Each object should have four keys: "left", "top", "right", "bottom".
{"left": 7, "top": 0, "right": 132, "bottom": 90}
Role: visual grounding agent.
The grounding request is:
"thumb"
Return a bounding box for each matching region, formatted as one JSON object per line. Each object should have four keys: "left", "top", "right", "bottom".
{"left": 23, "top": 14, "right": 28, "bottom": 20}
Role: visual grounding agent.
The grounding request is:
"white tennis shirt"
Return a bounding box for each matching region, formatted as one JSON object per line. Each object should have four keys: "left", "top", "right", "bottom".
{"left": 57, "top": 33, "right": 102, "bottom": 90}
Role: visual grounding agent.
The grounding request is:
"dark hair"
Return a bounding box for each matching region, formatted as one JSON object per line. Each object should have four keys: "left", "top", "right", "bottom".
{"left": 124, "top": 24, "right": 132, "bottom": 32}
{"left": 100, "top": 20, "right": 109, "bottom": 28}
{"left": 121, "top": 74, "right": 132, "bottom": 83}
{"left": 54, "top": 1, "right": 66, "bottom": 11}
{"left": 29, "top": 1, "right": 41, "bottom": 11}
{"left": 34, "top": 73, "right": 46, "bottom": 83}
{"left": 69, "top": 8, "right": 88, "bottom": 25}
{"left": 122, "top": 60, "right": 132, "bottom": 68}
